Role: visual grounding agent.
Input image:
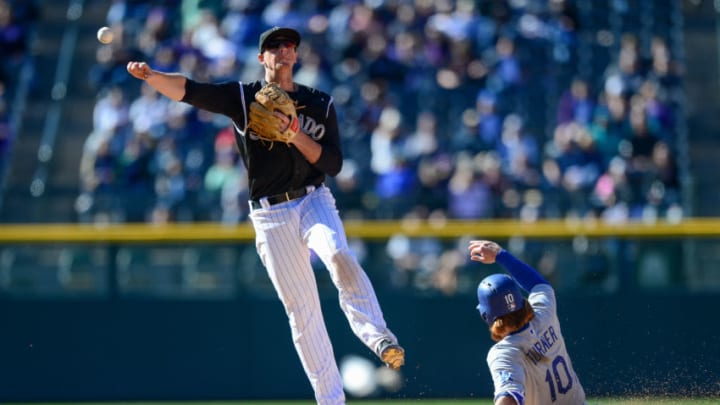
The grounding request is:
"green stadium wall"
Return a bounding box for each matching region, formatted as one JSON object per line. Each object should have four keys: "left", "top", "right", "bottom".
{"left": 1, "top": 292, "right": 718, "bottom": 401}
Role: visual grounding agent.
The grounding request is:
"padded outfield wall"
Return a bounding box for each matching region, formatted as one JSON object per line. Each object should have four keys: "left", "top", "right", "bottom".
{"left": 1, "top": 221, "right": 719, "bottom": 401}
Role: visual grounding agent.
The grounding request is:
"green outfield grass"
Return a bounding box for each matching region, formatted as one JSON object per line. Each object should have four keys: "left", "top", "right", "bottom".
{"left": 6, "top": 399, "right": 719, "bottom": 405}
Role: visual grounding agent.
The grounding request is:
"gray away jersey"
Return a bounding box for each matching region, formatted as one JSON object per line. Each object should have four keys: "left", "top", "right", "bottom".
{"left": 487, "top": 283, "right": 586, "bottom": 405}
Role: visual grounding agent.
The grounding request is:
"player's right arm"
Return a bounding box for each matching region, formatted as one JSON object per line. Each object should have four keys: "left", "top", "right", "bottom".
{"left": 126, "top": 62, "right": 186, "bottom": 101}
{"left": 127, "top": 61, "right": 246, "bottom": 121}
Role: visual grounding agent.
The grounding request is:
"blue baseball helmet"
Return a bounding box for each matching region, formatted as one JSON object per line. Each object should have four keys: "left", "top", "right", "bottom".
{"left": 476, "top": 274, "right": 524, "bottom": 325}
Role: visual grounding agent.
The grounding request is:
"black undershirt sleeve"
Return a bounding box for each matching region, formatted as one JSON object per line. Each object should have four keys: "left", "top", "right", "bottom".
{"left": 181, "top": 79, "right": 246, "bottom": 124}
{"left": 312, "top": 102, "right": 342, "bottom": 177}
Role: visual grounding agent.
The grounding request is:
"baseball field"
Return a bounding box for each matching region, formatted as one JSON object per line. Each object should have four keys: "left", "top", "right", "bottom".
{"left": 5, "top": 400, "right": 719, "bottom": 405}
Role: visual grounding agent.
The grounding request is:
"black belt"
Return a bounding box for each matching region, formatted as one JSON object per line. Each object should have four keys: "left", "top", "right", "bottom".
{"left": 250, "top": 185, "right": 318, "bottom": 210}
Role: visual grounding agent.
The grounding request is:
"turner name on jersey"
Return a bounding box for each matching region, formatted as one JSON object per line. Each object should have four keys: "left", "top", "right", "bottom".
{"left": 525, "top": 325, "right": 559, "bottom": 365}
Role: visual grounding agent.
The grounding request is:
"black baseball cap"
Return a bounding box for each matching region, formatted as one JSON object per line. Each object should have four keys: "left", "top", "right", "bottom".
{"left": 258, "top": 27, "right": 301, "bottom": 52}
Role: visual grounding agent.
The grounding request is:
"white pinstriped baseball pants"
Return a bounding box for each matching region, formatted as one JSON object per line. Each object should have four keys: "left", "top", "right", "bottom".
{"left": 249, "top": 185, "right": 398, "bottom": 405}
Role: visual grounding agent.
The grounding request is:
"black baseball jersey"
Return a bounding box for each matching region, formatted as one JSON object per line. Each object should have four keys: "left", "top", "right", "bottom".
{"left": 182, "top": 79, "right": 342, "bottom": 200}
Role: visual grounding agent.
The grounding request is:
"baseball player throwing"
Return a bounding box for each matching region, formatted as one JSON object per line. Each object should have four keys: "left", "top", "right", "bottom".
{"left": 126, "top": 26, "right": 404, "bottom": 404}
{"left": 469, "top": 240, "right": 587, "bottom": 405}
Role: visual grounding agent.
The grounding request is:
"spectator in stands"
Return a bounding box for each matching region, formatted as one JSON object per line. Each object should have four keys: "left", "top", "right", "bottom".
{"left": 0, "top": 91, "right": 11, "bottom": 175}
{"left": 637, "top": 79, "right": 674, "bottom": 143}
{"left": 487, "top": 35, "right": 522, "bottom": 95}
{"left": 604, "top": 33, "right": 645, "bottom": 98}
{"left": 538, "top": 157, "right": 567, "bottom": 219}
{"left": 0, "top": 0, "right": 37, "bottom": 185}
{"left": 647, "top": 35, "right": 683, "bottom": 100}
{"left": 369, "top": 105, "right": 404, "bottom": 178}
{"left": 496, "top": 114, "right": 539, "bottom": 178}
{"left": 91, "top": 86, "right": 130, "bottom": 153}
{"left": 128, "top": 81, "right": 169, "bottom": 139}
{"left": 475, "top": 90, "right": 503, "bottom": 149}
{"left": 374, "top": 155, "right": 418, "bottom": 220}
{"left": 588, "top": 93, "right": 627, "bottom": 167}
{"left": 325, "top": 158, "right": 368, "bottom": 219}
{"left": 447, "top": 153, "right": 493, "bottom": 219}
{"left": 643, "top": 140, "right": 680, "bottom": 216}
{"left": 0, "top": 0, "right": 29, "bottom": 81}
{"left": 118, "top": 131, "right": 155, "bottom": 222}
{"left": 556, "top": 77, "right": 595, "bottom": 126}
{"left": 202, "top": 128, "right": 246, "bottom": 224}
{"left": 550, "top": 122, "right": 604, "bottom": 217}
{"left": 150, "top": 136, "right": 185, "bottom": 220}
{"left": 415, "top": 153, "right": 453, "bottom": 214}
{"left": 590, "top": 156, "right": 634, "bottom": 223}
{"left": 627, "top": 107, "right": 659, "bottom": 174}
{"left": 404, "top": 111, "right": 439, "bottom": 162}
{"left": 79, "top": 137, "right": 120, "bottom": 223}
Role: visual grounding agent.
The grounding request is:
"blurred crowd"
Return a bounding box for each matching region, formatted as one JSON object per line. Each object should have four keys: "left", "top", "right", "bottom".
{"left": 0, "top": 0, "right": 38, "bottom": 183}
{"left": 79, "top": 0, "right": 684, "bottom": 226}
{"left": 74, "top": 0, "right": 684, "bottom": 293}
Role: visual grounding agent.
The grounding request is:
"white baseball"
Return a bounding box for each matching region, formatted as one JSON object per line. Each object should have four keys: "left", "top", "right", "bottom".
{"left": 97, "top": 26, "right": 114, "bottom": 44}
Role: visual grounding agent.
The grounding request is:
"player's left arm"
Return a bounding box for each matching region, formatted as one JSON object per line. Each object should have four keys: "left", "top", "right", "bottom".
{"left": 495, "top": 249, "right": 549, "bottom": 292}
{"left": 296, "top": 99, "right": 342, "bottom": 176}
{"left": 488, "top": 348, "right": 526, "bottom": 405}
{"left": 291, "top": 130, "right": 322, "bottom": 165}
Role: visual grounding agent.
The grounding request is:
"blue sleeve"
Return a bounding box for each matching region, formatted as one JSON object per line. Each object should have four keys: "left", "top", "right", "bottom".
{"left": 495, "top": 249, "right": 548, "bottom": 292}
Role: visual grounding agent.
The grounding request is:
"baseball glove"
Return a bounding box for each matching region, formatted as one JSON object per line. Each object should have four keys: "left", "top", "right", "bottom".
{"left": 247, "top": 82, "right": 299, "bottom": 146}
